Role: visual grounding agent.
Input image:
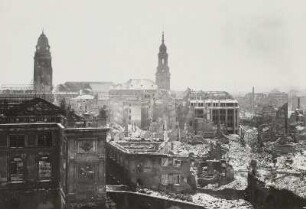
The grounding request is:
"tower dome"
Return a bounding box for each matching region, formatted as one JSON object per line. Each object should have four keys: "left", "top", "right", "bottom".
{"left": 36, "top": 31, "right": 50, "bottom": 51}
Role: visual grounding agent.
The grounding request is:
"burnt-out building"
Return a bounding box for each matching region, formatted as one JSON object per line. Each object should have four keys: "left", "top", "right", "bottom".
{"left": 106, "top": 140, "right": 196, "bottom": 193}
{"left": 0, "top": 96, "right": 108, "bottom": 208}
{"left": 0, "top": 123, "right": 108, "bottom": 209}
{"left": 0, "top": 123, "right": 62, "bottom": 190}
{"left": 179, "top": 89, "right": 239, "bottom": 134}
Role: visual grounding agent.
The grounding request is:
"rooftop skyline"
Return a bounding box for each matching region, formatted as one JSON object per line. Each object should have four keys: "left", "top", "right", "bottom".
{"left": 1, "top": 0, "right": 306, "bottom": 93}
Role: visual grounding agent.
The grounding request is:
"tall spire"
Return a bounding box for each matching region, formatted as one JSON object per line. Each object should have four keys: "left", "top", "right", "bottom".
{"left": 162, "top": 31, "right": 164, "bottom": 44}
{"left": 156, "top": 31, "right": 170, "bottom": 90}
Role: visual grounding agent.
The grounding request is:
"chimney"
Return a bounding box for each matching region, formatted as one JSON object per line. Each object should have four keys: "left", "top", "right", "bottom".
{"left": 298, "top": 97, "right": 301, "bottom": 109}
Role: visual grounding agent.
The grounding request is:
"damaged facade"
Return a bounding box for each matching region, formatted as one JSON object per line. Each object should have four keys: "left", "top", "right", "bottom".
{"left": 177, "top": 89, "right": 239, "bottom": 135}
{"left": 0, "top": 94, "right": 108, "bottom": 209}
{"left": 106, "top": 140, "right": 196, "bottom": 193}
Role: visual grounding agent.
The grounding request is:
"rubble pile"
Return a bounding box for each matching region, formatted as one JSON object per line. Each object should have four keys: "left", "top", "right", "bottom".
{"left": 127, "top": 124, "right": 147, "bottom": 138}
{"left": 264, "top": 175, "right": 306, "bottom": 199}
{"left": 192, "top": 193, "right": 253, "bottom": 209}
{"left": 227, "top": 135, "right": 252, "bottom": 170}
{"left": 257, "top": 151, "right": 306, "bottom": 198}
{"left": 243, "top": 126, "right": 258, "bottom": 147}
{"left": 137, "top": 188, "right": 193, "bottom": 202}
{"left": 170, "top": 141, "right": 210, "bottom": 157}
{"left": 203, "top": 172, "right": 248, "bottom": 190}
{"left": 137, "top": 188, "right": 253, "bottom": 208}
{"left": 109, "top": 122, "right": 124, "bottom": 133}
{"left": 198, "top": 134, "right": 251, "bottom": 190}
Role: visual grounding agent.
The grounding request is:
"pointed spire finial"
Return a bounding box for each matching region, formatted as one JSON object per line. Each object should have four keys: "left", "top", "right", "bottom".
{"left": 42, "top": 28, "right": 44, "bottom": 35}
{"left": 162, "top": 31, "right": 164, "bottom": 44}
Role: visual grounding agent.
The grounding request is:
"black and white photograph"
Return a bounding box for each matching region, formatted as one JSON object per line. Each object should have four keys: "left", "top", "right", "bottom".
{"left": 0, "top": 0, "right": 306, "bottom": 208}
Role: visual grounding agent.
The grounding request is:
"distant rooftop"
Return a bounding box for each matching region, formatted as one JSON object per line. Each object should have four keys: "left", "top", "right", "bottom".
{"left": 55, "top": 81, "right": 114, "bottom": 93}
{"left": 0, "top": 84, "right": 34, "bottom": 91}
{"left": 114, "top": 79, "right": 157, "bottom": 90}
{"left": 188, "top": 90, "right": 234, "bottom": 100}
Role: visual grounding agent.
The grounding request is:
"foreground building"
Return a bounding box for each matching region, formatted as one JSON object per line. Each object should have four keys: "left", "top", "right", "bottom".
{"left": 0, "top": 97, "right": 108, "bottom": 209}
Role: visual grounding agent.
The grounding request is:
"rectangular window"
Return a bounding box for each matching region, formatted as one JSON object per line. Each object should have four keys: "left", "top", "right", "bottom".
{"left": 27, "top": 135, "right": 36, "bottom": 146}
{"left": 173, "top": 174, "right": 181, "bottom": 185}
{"left": 10, "top": 156, "right": 24, "bottom": 182}
{"left": 161, "top": 158, "right": 169, "bottom": 167}
{"left": 37, "top": 132, "right": 52, "bottom": 147}
{"left": 173, "top": 159, "right": 182, "bottom": 168}
{"left": 9, "top": 135, "right": 25, "bottom": 148}
{"left": 38, "top": 155, "right": 52, "bottom": 179}
{"left": 0, "top": 135, "right": 7, "bottom": 147}
{"left": 161, "top": 174, "right": 169, "bottom": 185}
{"left": 143, "top": 160, "right": 153, "bottom": 173}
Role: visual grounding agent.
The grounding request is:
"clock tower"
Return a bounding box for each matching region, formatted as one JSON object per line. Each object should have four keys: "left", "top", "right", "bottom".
{"left": 155, "top": 32, "right": 170, "bottom": 90}
{"left": 34, "top": 31, "right": 53, "bottom": 92}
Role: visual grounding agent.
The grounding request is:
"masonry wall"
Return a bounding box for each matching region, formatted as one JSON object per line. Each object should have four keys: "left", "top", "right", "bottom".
{"left": 61, "top": 128, "right": 107, "bottom": 209}
{"left": 0, "top": 124, "right": 61, "bottom": 191}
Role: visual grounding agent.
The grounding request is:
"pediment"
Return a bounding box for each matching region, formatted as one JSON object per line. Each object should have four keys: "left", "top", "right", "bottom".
{"left": 6, "top": 98, "right": 65, "bottom": 116}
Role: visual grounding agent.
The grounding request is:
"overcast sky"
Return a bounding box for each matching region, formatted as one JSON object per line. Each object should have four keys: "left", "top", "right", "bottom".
{"left": 1, "top": 0, "right": 306, "bottom": 93}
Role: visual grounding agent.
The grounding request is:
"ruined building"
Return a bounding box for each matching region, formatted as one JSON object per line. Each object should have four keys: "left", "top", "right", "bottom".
{"left": 155, "top": 32, "right": 170, "bottom": 91}
{"left": 34, "top": 31, "right": 53, "bottom": 92}
{"left": 0, "top": 97, "right": 108, "bottom": 209}
{"left": 106, "top": 140, "right": 196, "bottom": 193}
{"left": 179, "top": 90, "right": 239, "bottom": 134}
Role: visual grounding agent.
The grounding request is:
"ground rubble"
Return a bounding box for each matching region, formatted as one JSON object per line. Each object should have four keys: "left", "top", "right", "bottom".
{"left": 136, "top": 188, "right": 254, "bottom": 209}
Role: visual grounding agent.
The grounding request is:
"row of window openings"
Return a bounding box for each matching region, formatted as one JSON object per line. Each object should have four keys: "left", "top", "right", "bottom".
{"left": 10, "top": 117, "right": 61, "bottom": 123}
{"left": 108, "top": 153, "right": 182, "bottom": 169}
{"left": 191, "top": 103, "right": 238, "bottom": 107}
{"left": 0, "top": 134, "right": 52, "bottom": 148}
{"left": 161, "top": 174, "right": 182, "bottom": 185}
{"left": 10, "top": 156, "right": 51, "bottom": 182}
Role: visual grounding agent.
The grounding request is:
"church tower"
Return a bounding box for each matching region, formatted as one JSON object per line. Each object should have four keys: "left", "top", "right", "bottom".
{"left": 34, "top": 31, "right": 53, "bottom": 92}
{"left": 155, "top": 32, "right": 170, "bottom": 90}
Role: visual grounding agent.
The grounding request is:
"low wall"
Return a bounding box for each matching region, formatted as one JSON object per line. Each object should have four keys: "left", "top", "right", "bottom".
{"left": 108, "top": 191, "right": 205, "bottom": 209}
{"left": 196, "top": 188, "right": 245, "bottom": 200}
{"left": 246, "top": 174, "right": 306, "bottom": 209}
